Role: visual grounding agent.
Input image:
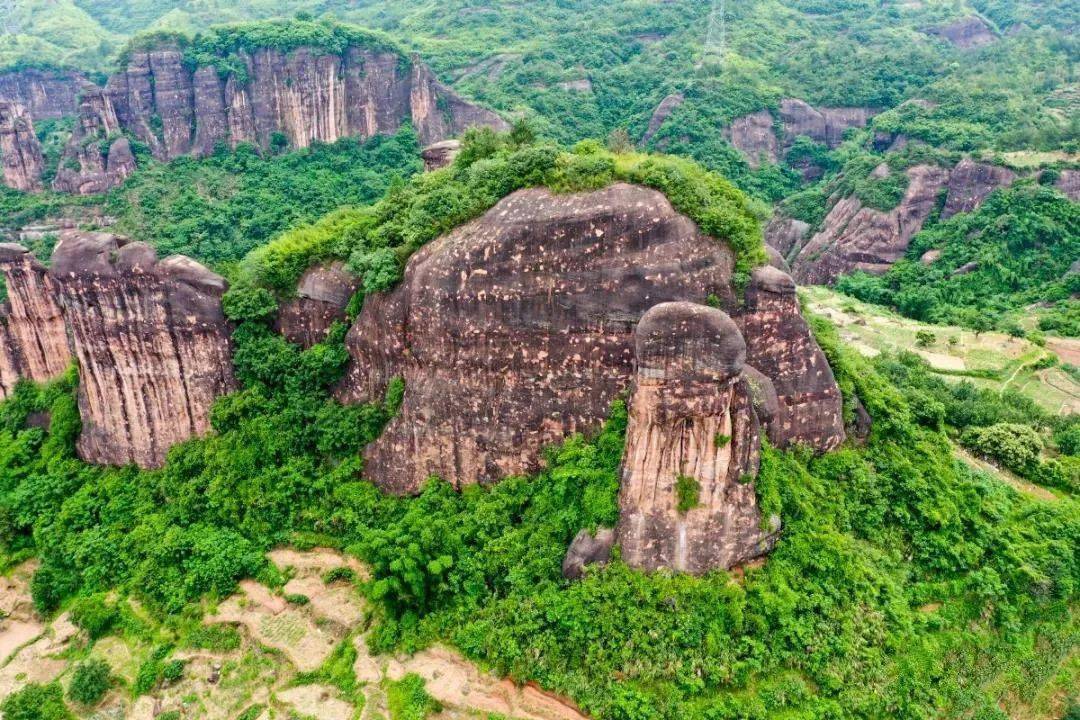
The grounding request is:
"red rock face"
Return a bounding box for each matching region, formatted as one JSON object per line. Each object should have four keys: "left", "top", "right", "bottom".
{"left": 739, "top": 267, "right": 845, "bottom": 452}
{"left": 277, "top": 262, "right": 360, "bottom": 348}
{"left": 1054, "top": 170, "right": 1080, "bottom": 201}
{"left": 0, "top": 102, "right": 44, "bottom": 191}
{"left": 725, "top": 110, "right": 778, "bottom": 168}
{"left": 339, "top": 183, "right": 844, "bottom": 496}
{"left": 778, "top": 99, "right": 876, "bottom": 149}
{"left": 942, "top": 159, "right": 1016, "bottom": 218}
{"left": 0, "top": 244, "right": 71, "bottom": 398}
{"left": 49, "top": 234, "right": 235, "bottom": 468}
{"left": 0, "top": 68, "right": 84, "bottom": 120}
{"left": 926, "top": 17, "right": 997, "bottom": 48}
{"left": 791, "top": 165, "right": 950, "bottom": 284}
{"left": 52, "top": 88, "right": 136, "bottom": 195}
{"left": 617, "top": 302, "right": 779, "bottom": 573}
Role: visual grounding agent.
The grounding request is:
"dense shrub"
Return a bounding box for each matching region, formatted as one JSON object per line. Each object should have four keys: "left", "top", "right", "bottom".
{"left": 0, "top": 683, "right": 72, "bottom": 720}
{"left": 68, "top": 660, "right": 110, "bottom": 705}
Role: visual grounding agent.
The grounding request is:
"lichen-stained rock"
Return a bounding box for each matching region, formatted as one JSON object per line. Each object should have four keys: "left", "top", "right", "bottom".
{"left": 49, "top": 233, "right": 235, "bottom": 468}
{"left": 791, "top": 164, "right": 949, "bottom": 284}
{"left": 277, "top": 262, "right": 360, "bottom": 348}
{"left": 739, "top": 267, "right": 845, "bottom": 451}
{"left": 52, "top": 87, "right": 136, "bottom": 195}
{"left": 0, "top": 244, "right": 70, "bottom": 398}
{"left": 726, "top": 110, "right": 779, "bottom": 167}
{"left": 0, "top": 68, "right": 85, "bottom": 120}
{"left": 926, "top": 16, "right": 997, "bottom": 48}
{"left": 339, "top": 183, "right": 740, "bottom": 493}
{"left": 0, "top": 102, "right": 44, "bottom": 191}
{"left": 617, "top": 302, "right": 778, "bottom": 573}
{"left": 942, "top": 159, "right": 1016, "bottom": 218}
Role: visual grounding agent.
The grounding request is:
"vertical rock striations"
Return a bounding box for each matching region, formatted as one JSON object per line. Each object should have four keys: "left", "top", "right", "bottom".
{"left": 49, "top": 234, "right": 235, "bottom": 468}
{"left": 0, "top": 68, "right": 85, "bottom": 120}
{"left": 53, "top": 87, "right": 136, "bottom": 195}
{"left": 0, "top": 102, "right": 44, "bottom": 191}
{"left": 617, "top": 302, "right": 779, "bottom": 573}
{"left": 739, "top": 267, "right": 845, "bottom": 452}
{"left": 0, "top": 244, "right": 71, "bottom": 398}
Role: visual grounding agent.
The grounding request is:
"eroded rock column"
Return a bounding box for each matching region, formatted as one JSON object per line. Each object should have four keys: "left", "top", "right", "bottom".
{"left": 617, "top": 302, "right": 778, "bottom": 574}
{"left": 50, "top": 233, "right": 235, "bottom": 468}
{"left": 0, "top": 244, "right": 71, "bottom": 398}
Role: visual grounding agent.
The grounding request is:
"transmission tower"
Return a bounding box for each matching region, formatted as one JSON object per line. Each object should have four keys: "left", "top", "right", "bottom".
{"left": 699, "top": 0, "right": 726, "bottom": 68}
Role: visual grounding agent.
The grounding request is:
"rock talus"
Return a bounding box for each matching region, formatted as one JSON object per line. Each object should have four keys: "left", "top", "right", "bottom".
{"left": 617, "top": 302, "right": 779, "bottom": 573}
{"left": 49, "top": 234, "right": 235, "bottom": 468}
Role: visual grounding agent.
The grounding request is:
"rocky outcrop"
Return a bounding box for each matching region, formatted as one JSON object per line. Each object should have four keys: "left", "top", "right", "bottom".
{"left": 0, "top": 244, "right": 71, "bottom": 398}
{"left": 1054, "top": 170, "right": 1080, "bottom": 201}
{"left": 277, "top": 262, "right": 359, "bottom": 348}
{"left": 0, "top": 102, "right": 44, "bottom": 191}
{"left": 941, "top": 159, "right": 1016, "bottom": 218}
{"left": 339, "top": 183, "right": 842, "bottom": 497}
{"left": 778, "top": 99, "right": 877, "bottom": 149}
{"left": 725, "top": 110, "right": 778, "bottom": 167}
{"left": 791, "top": 165, "right": 949, "bottom": 284}
{"left": 52, "top": 88, "right": 136, "bottom": 195}
{"left": 421, "top": 140, "right": 461, "bottom": 171}
{"left": 562, "top": 528, "right": 614, "bottom": 579}
{"left": 641, "top": 93, "right": 684, "bottom": 145}
{"left": 739, "top": 267, "right": 845, "bottom": 451}
{"left": 100, "top": 46, "right": 506, "bottom": 163}
{"left": 926, "top": 17, "right": 997, "bottom": 48}
{"left": 49, "top": 233, "right": 235, "bottom": 468}
{"left": 763, "top": 215, "right": 810, "bottom": 257}
{"left": 617, "top": 302, "right": 779, "bottom": 573}
{"left": 0, "top": 68, "right": 84, "bottom": 120}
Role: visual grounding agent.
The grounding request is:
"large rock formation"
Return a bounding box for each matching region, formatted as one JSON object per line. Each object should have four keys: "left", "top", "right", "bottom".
{"left": 0, "top": 244, "right": 71, "bottom": 398}
{"left": 0, "top": 68, "right": 85, "bottom": 120}
{"left": 102, "top": 46, "right": 506, "bottom": 163}
{"left": 739, "top": 267, "right": 845, "bottom": 451}
{"left": 617, "top": 302, "right": 779, "bottom": 573}
{"left": 338, "top": 183, "right": 844, "bottom": 495}
{"left": 941, "top": 158, "right": 1016, "bottom": 218}
{"left": 0, "top": 102, "right": 44, "bottom": 191}
{"left": 277, "top": 262, "right": 359, "bottom": 348}
{"left": 49, "top": 233, "right": 235, "bottom": 468}
{"left": 763, "top": 215, "right": 810, "bottom": 258}
{"left": 791, "top": 164, "right": 949, "bottom": 284}
{"left": 52, "top": 87, "right": 136, "bottom": 195}
{"left": 725, "top": 110, "right": 778, "bottom": 168}
{"left": 1054, "top": 170, "right": 1080, "bottom": 201}
{"left": 926, "top": 17, "right": 997, "bottom": 48}
{"left": 641, "top": 92, "right": 684, "bottom": 145}
{"left": 778, "top": 99, "right": 877, "bottom": 149}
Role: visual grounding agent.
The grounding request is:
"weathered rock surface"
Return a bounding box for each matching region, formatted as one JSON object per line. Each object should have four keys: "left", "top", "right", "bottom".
{"left": 562, "top": 528, "right": 615, "bottom": 579}
{"left": 49, "top": 233, "right": 235, "bottom": 468}
{"left": 0, "top": 244, "right": 71, "bottom": 398}
{"left": 642, "top": 92, "right": 684, "bottom": 145}
{"left": 778, "top": 99, "right": 877, "bottom": 149}
{"left": 725, "top": 110, "right": 778, "bottom": 167}
{"left": 791, "top": 164, "right": 949, "bottom": 284}
{"left": 102, "top": 47, "right": 506, "bottom": 163}
{"left": 0, "top": 102, "right": 44, "bottom": 191}
{"left": 739, "top": 267, "right": 845, "bottom": 452}
{"left": 764, "top": 214, "right": 810, "bottom": 257}
{"left": 339, "top": 183, "right": 842, "bottom": 497}
{"left": 617, "top": 302, "right": 779, "bottom": 573}
{"left": 1054, "top": 169, "right": 1080, "bottom": 201}
{"left": 52, "top": 87, "right": 136, "bottom": 194}
{"left": 926, "top": 16, "right": 997, "bottom": 48}
{"left": 277, "top": 262, "right": 359, "bottom": 348}
{"left": 942, "top": 158, "right": 1016, "bottom": 218}
{"left": 421, "top": 139, "right": 461, "bottom": 171}
{"left": 0, "top": 68, "right": 84, "bottom": 120}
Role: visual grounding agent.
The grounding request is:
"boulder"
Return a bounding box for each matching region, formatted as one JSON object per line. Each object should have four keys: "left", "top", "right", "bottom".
{"left": 277, "top": 262, "right": 360, "bottom": 348}
{"left": 421, "top": 139, "right": 462, "bottom": 171}
{"left": 764, "top": 214, "right": 810, "bottom": 257}
{"left": 641, "top": 93, "right": 684, "bottom": 145}
{"left": 726, "top": 110, "right": 779, "bottom": 167}
{"left": 562, "top": 528, "right": 615, "bottom": 579}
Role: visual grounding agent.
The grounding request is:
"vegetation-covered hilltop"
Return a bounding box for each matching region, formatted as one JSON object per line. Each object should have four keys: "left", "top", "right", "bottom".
{"left": 1, "top": 134, "right": 1078, "bottom": 719}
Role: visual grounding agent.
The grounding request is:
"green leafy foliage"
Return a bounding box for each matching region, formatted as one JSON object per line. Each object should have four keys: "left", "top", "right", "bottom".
{"left": 386, "top": 674, "right": 441, "bottom": 720}
{"left": 675, "top": 475, "right": 701, "bottom": 513}
{"left": 68, "top": 659, "right": 110, "bottom": 705}
{"left": 0, "top": 683, "right": 73, "bottom": 720}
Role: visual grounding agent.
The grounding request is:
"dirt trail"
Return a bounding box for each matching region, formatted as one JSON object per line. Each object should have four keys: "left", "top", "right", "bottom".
{"left": 952, "top": 444, "right": 1059, "bottom": 502}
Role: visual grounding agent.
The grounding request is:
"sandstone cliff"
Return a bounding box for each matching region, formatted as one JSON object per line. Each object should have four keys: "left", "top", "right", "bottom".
{"left": 0, "top": 102, "right": 44, "bottom": 191}
{"left": 338, "top": 183, "right": 844, "bottom": 497}
{"left": 941, "top": 158, "right": 1015, "bottom": 218}
{"left": 0, "top": 244, "right": 71, "bottom": 398}
{"left": 790, "top": 165, "right": 949, "bottom": 284}
{"left": 617, "top": 302, "right": 779, "bottom": 573}
{"left": 49, "top": 233, "right": 235, "bottom": 468}
{"left": 724, "top": 110, "right": 778, "bottom": 168}
{"left": 0, "top": 68, "right": 84, "bottom": 120}
{"left": 52, "top": 87, "right": 136, "bottom": 195}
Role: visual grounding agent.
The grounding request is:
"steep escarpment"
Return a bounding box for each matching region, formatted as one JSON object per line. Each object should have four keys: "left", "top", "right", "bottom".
{"left": 41, "top": 33, "right": 506, "bottom": 194}
{"left": 52, "top": 87, "right": 136, "bottom": 194}
{"left": 49, "top": 233, "right": 235, "bottom": 468}
{"left": 0, "top": 244, "right": 71, "bottom": 398}
{"left": 0, "top": 67, "right": 85, "bottom": 120}
{"left": 338, "top": 183, "right": 844, "bottom": 501}
{"left": 0, "top": 101, "right": 44, "bottom": 191}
